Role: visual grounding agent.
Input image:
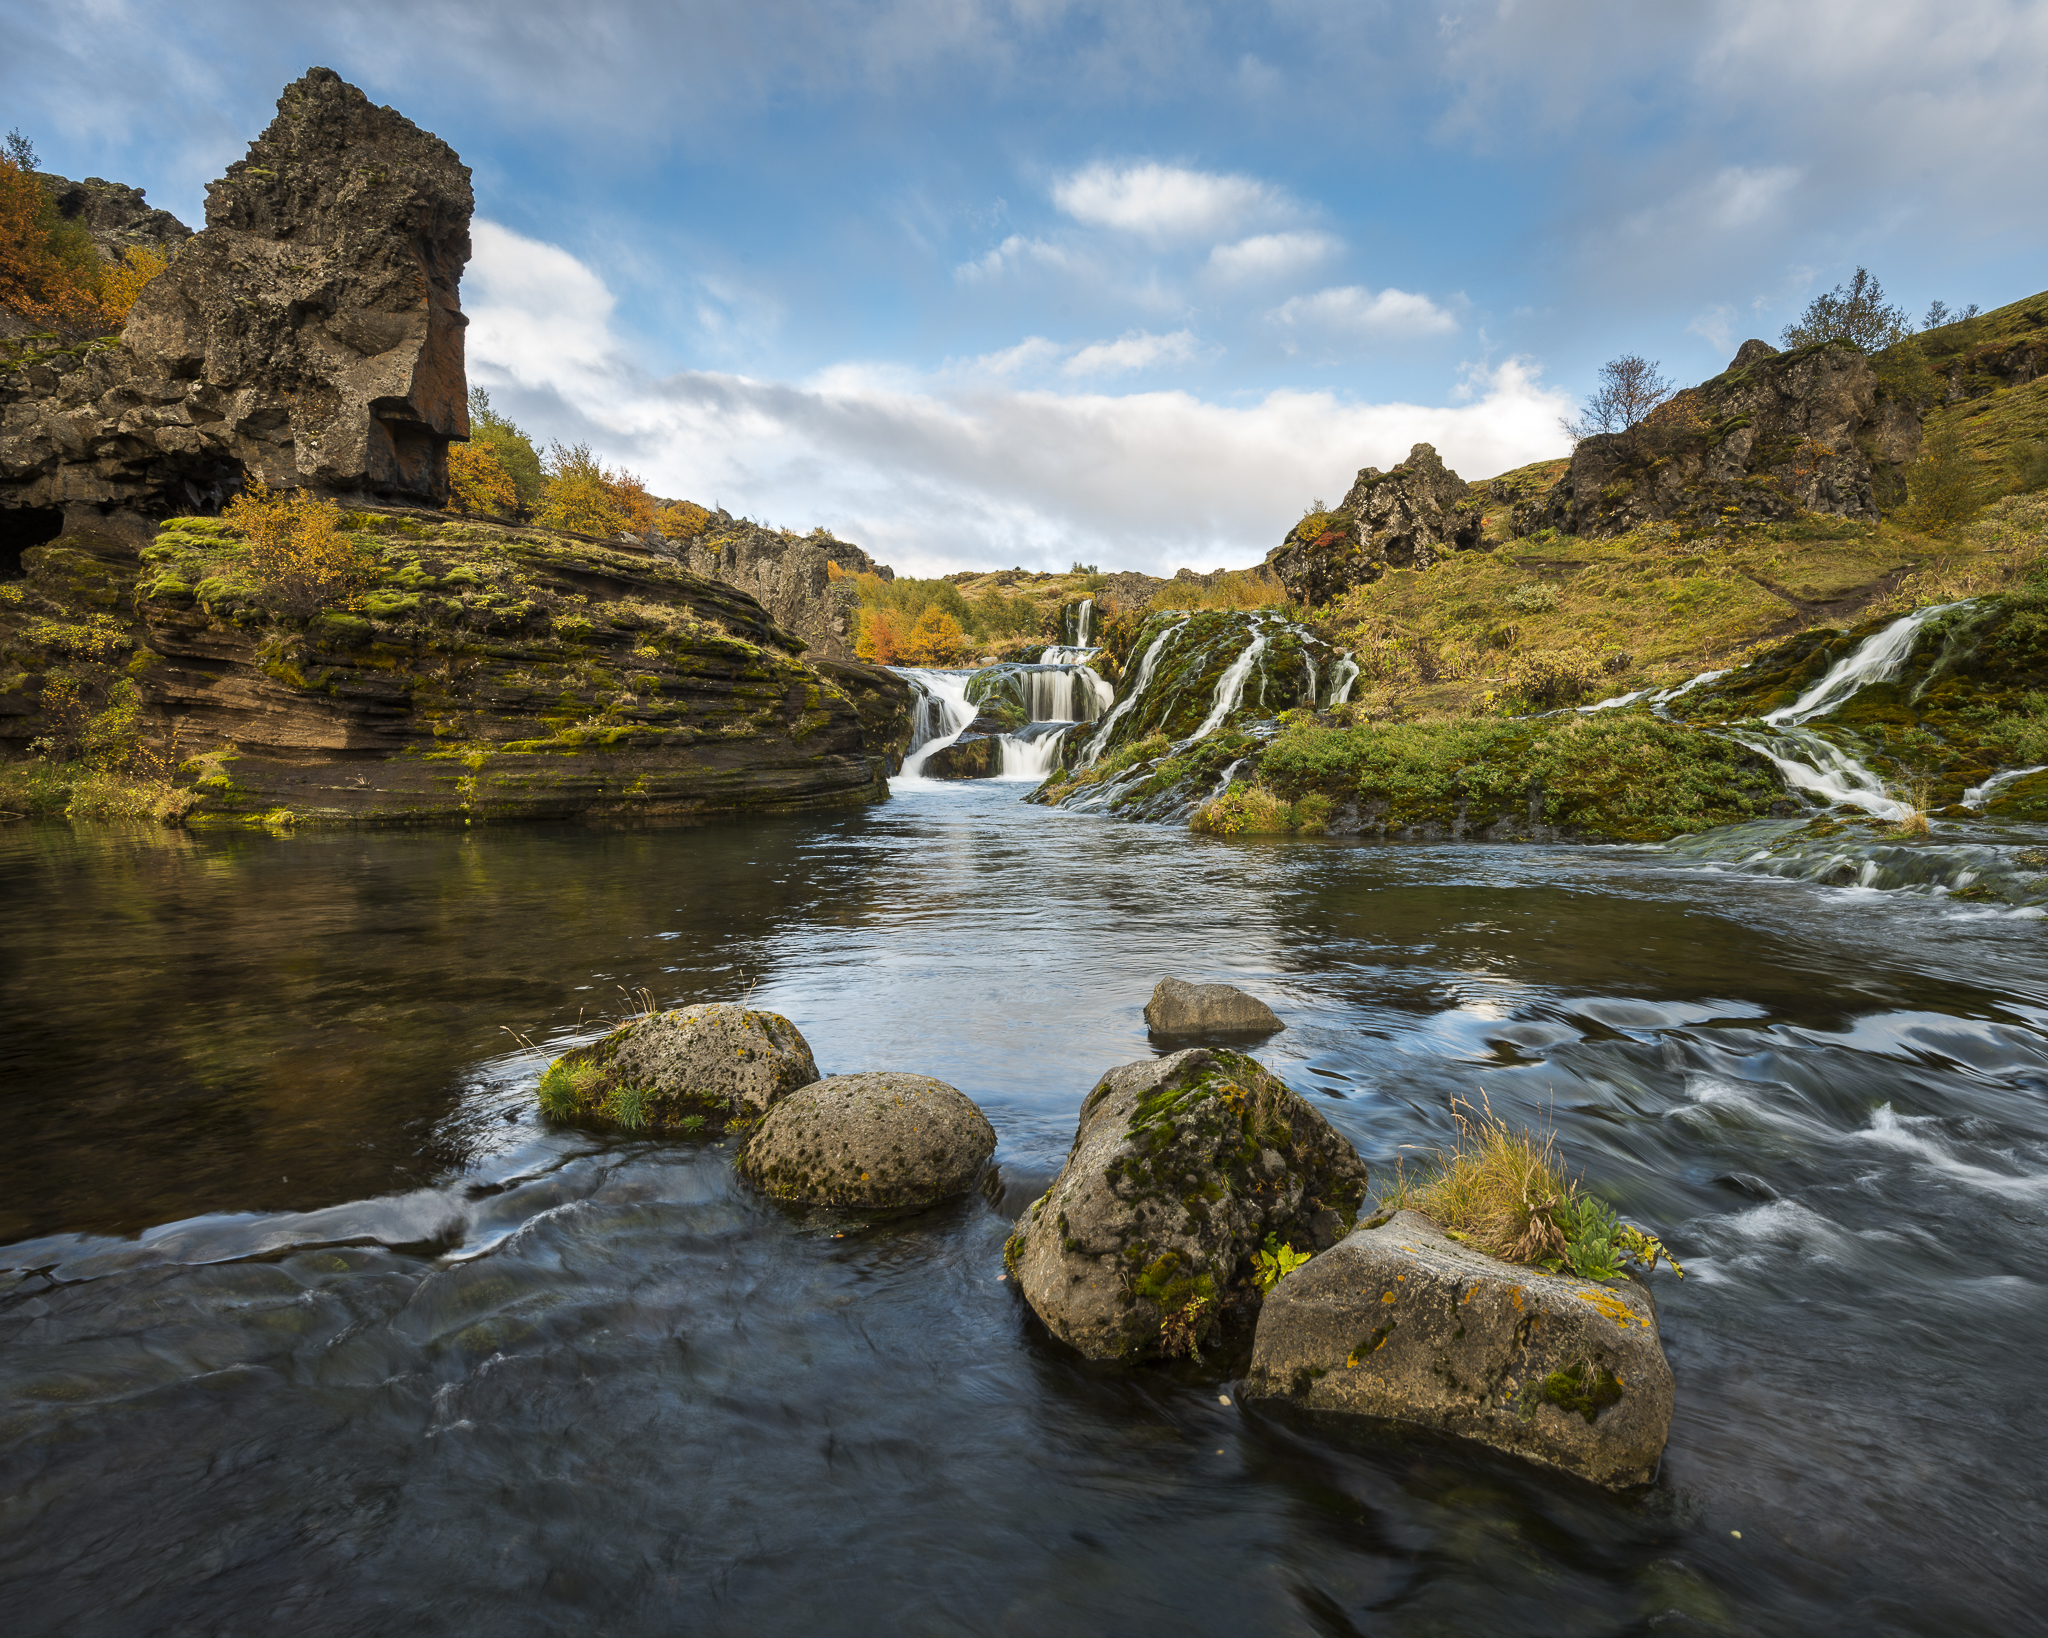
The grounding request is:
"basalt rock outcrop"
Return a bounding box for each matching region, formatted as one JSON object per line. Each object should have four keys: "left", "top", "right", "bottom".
{"left": 1265, "top": 443, "right": 1486, "bottom": 607}
{"left": 36, "top": 173, "right": 193, "bottom": 269}
{"left": 1518, "top": 339, "right": 1923, "bottom": 538}
{"left": 672, "top": 513, "right": 893, "bottom": 663}
{"left": 1, "top": 67, "right": 473, "bottom": 521}
{"left": 1007, "top": 1048, "right": 1369, "bottom": 1362}
{"left": 1243, "top": 1209, "right": 1674, "bottom": 1489}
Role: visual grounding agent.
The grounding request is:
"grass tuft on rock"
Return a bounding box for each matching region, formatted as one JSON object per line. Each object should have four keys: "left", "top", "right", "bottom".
{"left": 1378, "top": 1098, "right": 1681, "bottom": 1280}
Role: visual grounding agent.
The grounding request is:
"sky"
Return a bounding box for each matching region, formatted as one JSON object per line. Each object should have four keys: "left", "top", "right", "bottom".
{"left": 4, "top": 1, "right": 2044, "bottom": 576}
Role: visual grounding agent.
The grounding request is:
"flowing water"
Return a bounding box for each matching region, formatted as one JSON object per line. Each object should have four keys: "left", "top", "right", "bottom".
{"left": 4, "top": 793, "right": 2046, "bottom": 1637}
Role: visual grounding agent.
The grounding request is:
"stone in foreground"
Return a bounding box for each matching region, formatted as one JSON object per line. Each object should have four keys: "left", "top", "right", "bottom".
{"left": 1009, "top": 1049, "right": 1367, "bottom": 1362}
{"left": 1144, "top": 977, "right": 1283, "bottom": 1037}
{"left": 537, "top": 1004, "right": 819, "bottom": 1134}
{"left": 737, "top": 1073, "right": 996, "bottom": 1211}
{"left": 1243, "top": 1209, "right": 1673, "bottom": 1489}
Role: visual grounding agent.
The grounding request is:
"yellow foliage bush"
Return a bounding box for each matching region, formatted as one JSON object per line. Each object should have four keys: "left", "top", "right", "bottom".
{"left": 449, "top": 439, "right": 520, "bottom": 516}
{"left": 899, "top": 602, "right": 971, "bottom": 666}
{"left": 658, "top": 500, "right": 711, "bottom": 538}
{"left": 222, "top": 483, "right": 368, "bottom": 617}
{"left": 0, "top": 152, "right": 104, "bottom": 329}
{"left": 535, "top": 442, "right": 658, "bottom": 537}
{"left": 99, "top": 245, "right": 170, "bottom": 324}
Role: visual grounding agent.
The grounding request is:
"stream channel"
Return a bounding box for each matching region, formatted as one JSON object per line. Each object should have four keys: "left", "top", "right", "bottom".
{"left": 4, "top": 773, "right": 2046, "bottom": 1633}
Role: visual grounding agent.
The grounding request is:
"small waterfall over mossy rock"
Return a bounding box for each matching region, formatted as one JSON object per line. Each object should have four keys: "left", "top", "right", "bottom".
{"left": 893, "top": 640, "right": 1117, "bottom": 783}
{"left": 1029, "top": 609, "right": 1357, "bottom": 823}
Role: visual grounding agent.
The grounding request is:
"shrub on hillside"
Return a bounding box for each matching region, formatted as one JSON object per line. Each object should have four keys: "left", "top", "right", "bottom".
{"left": 466, "top": 389, "right": 545, "bottom": 510}
{"left": 222, "top": 483, "right": 368, "bottom": 617}
{"left": 1781, "top": 267, "right": 1910, "bottom": 353}
{"left": 1904, "top": 416, "right": 1987, "bottom": 533}
{"left": 448, "top": 440, "right": 521, "bottom": 516}
{"left": 0, "top": 145, "right": 105, "bottom": 329}
{"left": 535, "top": 442, "right": 657, "bottom": 537}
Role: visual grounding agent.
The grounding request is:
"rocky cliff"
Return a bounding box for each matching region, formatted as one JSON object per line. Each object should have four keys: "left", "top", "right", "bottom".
{"left": 2, "top": 508, "right": 913, "bottom": 823}
{"left": 0, "top": 67, "right": 472, "bottom": 522}
{"left": 1519, "top": 339, "right": 1922, "bottom": 538}
{"left": 672, "top": 512, "right": 893, "bottom": 662}
{"left": 1264, "top": 442, "right": 1486, "bottom": 606}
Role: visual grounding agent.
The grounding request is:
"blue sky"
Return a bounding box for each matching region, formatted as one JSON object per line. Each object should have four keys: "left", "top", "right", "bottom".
{"left": 5, "top": 1, "right": 2044, "bottom": 574}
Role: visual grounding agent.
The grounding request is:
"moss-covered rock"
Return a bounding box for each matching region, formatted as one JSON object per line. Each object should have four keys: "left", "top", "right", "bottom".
{"left": 1009, "top": 1048, "right": 1368, "bottom": 1363}
{"left": 536, "top": 1003, "right": 819, "bottom": 1134}
{"left": 736, "top": 1072, "right": 996, "bottom": 1211}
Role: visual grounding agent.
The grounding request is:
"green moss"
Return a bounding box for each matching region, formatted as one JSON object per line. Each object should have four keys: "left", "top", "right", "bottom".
{"left": 1539, "top": 1360, "right": 1625, "bottom": 1424}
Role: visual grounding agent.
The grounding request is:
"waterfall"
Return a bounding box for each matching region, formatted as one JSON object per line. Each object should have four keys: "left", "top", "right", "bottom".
{"left": 998, "top": 723, "right": 1072, "bottom": 781}
{"left": 894, "top": 669, "right": 977, "bottom": 779}
{"left": 1328, "top": 656, "right": 1359, "bottom": 706}
{"left": 1724, "top": 726, "right": 1913, "bottom": 822}
{"left": 1764, "top": 602, "right": 1968, "bottom": 726}
{"left": 1192, "top": 620, "right": 1271, "bottom": 740}
{"left": 1081, "top": 617, "right": 1189, "bottom": 766}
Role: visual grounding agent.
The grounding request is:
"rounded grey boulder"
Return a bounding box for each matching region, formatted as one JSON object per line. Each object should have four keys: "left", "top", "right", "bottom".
{"left": 1144, "top": 977, "right": 1282, "bottom": 1037}
{"left": 1242, "top": 1209, "right": 1674, "bottom": 1489}
{"left": 737, "top": 1072, "right": 997, "bottom": 1211}
{"left": 536, "top": 1003, "right": 819, "bottom": 1133}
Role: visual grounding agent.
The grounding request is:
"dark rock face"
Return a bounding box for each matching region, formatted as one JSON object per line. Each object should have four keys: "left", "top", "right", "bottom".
{"left": 1521, "top": 340, "right": 1922, "bottom": 538}
{"left": 1243, "top": 1210, "right": 1674, "bottom": 1489}
{"left": 919, "top": 734, "right": 999, "bottom": 778}
{"left": 676, "top": 515, "right": 892, "bottom": 662}
{"left": 1, "top": 67, "right": 473, "bottom": 518}
{"left": 37, "top": 174, "right": 193, "bottom": 267}
{"left": 539, "top": 1005, "right": 820, "bottom": 1134}
{"left": 1007, "top": 1048, "right": 1368, "bottom": 1361}
{"left": 1143, "top": 977, "right": 1283, "bottom": 1037}
{"left": 738, "top": 1072, "right": 997, "bottom": 1211}
{"left": 1265, "top": 443, "right": 1485, "bottom": 607}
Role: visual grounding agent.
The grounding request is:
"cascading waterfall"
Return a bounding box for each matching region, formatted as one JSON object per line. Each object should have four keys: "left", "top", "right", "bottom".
{"left": 894, "top": 669, "right": 977, "bottom": 779}
{"left": 1080, "top": 617, "right": 1189, "bottom": 767}
{"left": 1192, "top": 618, "right": 1272, "bottom": 740}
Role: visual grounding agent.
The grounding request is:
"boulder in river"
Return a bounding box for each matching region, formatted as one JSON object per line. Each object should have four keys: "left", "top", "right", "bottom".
{"left": 737, "top": 1072, "right": 996, "bottom": 1211}
{"left": 1144, "top": 977, "right": 1283, "bottom": 1037}
{"left": 1242, "top": 1209, "right": 1673, "bottom": 1489}
{"left": 536, "top": 1003, "right": 820, "bottom": 1134}
{"left": 1007, "top": 1048, "right": 1368, "bottom": 1361}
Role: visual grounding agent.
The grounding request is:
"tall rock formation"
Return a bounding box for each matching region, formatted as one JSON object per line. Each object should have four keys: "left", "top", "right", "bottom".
{"left": 0, "top": 67, "right": 472, "bottom": 522}
{"left": 1265, "top": 442, "right": 1486, "bottom": 607}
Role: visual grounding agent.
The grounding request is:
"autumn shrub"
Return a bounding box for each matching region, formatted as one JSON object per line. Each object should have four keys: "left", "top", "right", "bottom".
{"left": 448, "top": 439, "right": 521, "bottom": 516}
{"left": 899, "top": 603, "right": 972, "bottom": 665}
{"left": 535, "top": 442, "right": 658, "bottom": 537}
{"left": 1144, "top": 570, "right": 1290, "bottom": 614}
{"left": 222, "top": 484, "right": 369, "bottom": 617}
{"left": 0, "top": 150, "right": 104, "bottom": 329}
{"left": 1903, "top": 415, "right": 1987, "bottom": 533}
{"left": 1498, "top": 645, "right": 1602, "bottom": 709}
{"left": 659, "top": 500, "right": 712, "bottom": 538}
{"left": 98, "top": 245, "right": 170, "bottom": 324}
{"left": 467, "top": 388, "right": 544, "bottom": 509}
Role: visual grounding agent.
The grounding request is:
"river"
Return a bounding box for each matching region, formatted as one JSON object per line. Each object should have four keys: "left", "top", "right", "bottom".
{"left": 3, "top": 786, "right": 2045, "bottom": 1635}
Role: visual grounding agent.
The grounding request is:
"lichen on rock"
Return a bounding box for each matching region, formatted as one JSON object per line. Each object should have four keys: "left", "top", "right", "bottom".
{"left": 1009, "top": 1048, "right": 1368, "bottom": 1362}
{"left": 536, "top": 1003, "right": 819, "bottom": 1134}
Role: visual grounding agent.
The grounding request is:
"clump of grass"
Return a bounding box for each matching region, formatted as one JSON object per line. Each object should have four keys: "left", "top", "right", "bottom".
{"left": 1145, "top": 570, "right": 1293, "bottom": 615}
{"left": 1378, "top": 1097, "right": 1681, "bottom": 1279}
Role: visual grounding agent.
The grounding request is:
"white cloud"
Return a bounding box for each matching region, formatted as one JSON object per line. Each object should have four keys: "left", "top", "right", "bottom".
{"left": 1686, "top": 302, "right": 1738, "bottom": 358}
{"left": 964, "top": 336, "right": 1066, "bottom": 376}
{"left": 1052, "top": 161, "right": 1286, "bottom": 241}
{"left": 1062, "top": 329, "right": 1200, "bottom": 377}
{"left": 954, "top": 233, "right": 1077, "bottom": 281}
{"left": 466, "top": 229, "right": 1567, "bottom": 578}
{"left": 1268, "top": 284, "right": 1460, "bottom": 338}
{"left": 1206, "top": 231, "right": 1342, "bottom": 282}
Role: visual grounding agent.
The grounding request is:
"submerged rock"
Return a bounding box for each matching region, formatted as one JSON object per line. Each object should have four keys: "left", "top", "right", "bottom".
{"left": 1242, "top": 1209, "right": 1673, "bottom": 1489}
{"left": 737, "top": 1072, "right": 996, "bottom": 1211}
{"left": 1144, "top": 977, "right": 1282, "bottom": 1037}
{"left": 537, "top": 1004, "right": 820, "bottom": 1134}
{"left": 1008, "top": 1048, "right": 1368, "bottom": 1362}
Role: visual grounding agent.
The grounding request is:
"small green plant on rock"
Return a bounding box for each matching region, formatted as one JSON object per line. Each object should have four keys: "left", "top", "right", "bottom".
{"left": 1251, "top": 1233, "right": 1312, "bottom": 1294}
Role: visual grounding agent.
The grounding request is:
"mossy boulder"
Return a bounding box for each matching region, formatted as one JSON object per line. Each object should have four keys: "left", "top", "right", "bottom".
{"left": 1008, "top": 1048, "right": 1368, "bottom": 1362}
{"left": 535, "top": 1003, "right": 819, "bottom": 1134}
{"left": 1242, "top": 1209, "right": 1674, "bottom": 1489}
{"left": 736, "top": 1072, "right": 996, "bottom": 1211}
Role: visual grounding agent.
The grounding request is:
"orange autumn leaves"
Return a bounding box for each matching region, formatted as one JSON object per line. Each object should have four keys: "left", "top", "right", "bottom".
{"left": 0, "top": 152, "right": 169, "bottom": 330}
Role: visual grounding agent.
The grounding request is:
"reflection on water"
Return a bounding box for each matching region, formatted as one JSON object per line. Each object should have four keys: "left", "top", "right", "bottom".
{"left": 3, "top": 788, "right": 2046, "bottom": 1635}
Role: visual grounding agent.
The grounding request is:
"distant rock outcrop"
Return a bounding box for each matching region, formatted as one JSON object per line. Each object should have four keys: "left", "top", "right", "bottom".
{"left": 672, "top": 512, "right": 892, "bottom": 661}
{"left": 1265, "top": 443, "right": 1486, "bottom": 607}
{"left": 1519, "top": 339, "right": 1923, "bottom": 537}
{"left": 35, "top": 173, "right": 193, "bottom": 267}
{"left": 1, "top": 67, "right": 473, "bottom": 521}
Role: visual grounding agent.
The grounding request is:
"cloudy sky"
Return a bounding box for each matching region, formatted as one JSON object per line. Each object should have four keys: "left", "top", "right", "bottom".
{"left": 5, "top": 1, "right": 2043, "bottom": 574}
